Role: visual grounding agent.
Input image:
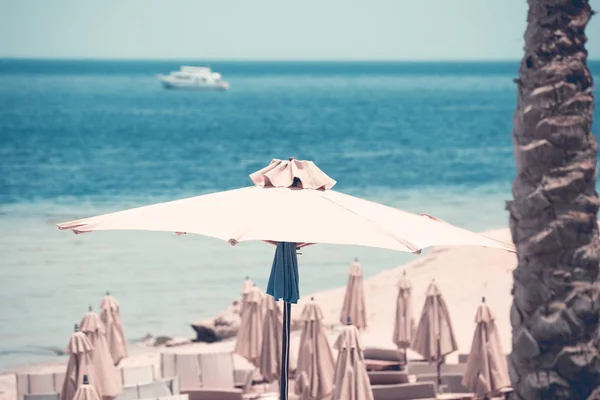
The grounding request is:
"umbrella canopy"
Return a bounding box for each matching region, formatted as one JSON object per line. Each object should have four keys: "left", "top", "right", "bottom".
{"left": 234, "top": 285, "right": 264, "bottom": 367}
{"left": 295, "top": 300, "right": 335, "bottom": 400}
{"left": 259, "top": 295, "right": 283, "bottom": 382}
{"left": 57, "top": 159, "right": 514, "bottom": 255}
{"left": 462, "top": 299, "right": 510, "bottom": 397}
{"left": 393, "top": 271, "right": 415, "bottom": 350}
{"left": 411, "top": 281, "right": 458, "bottom": 362}
{"left": 339, "top": 259, "right": 367, "bottom": 329}
{"left": 332, "top": 323, "right": 373, "bottom": 400}
{"left": 57, "top": 158, "right": 515, "bottom": 400}
{"left": 72, "top": 376, "right": 100, "bottom": 400}
{"left": 99, "top": 293, "right": 128, "bottom": 365}
{"left": 61, "top": 327, "right": 97, "bottom": 400}
{"left": 79, "top": 310, "right": 122, "bottom": 398}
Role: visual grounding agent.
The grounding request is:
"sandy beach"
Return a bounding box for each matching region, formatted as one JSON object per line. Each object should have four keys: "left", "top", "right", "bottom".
{"left": 0, "top": 227, "right": 515, "bottom": 400}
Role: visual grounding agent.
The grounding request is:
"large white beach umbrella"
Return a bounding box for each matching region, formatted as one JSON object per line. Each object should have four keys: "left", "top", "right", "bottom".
{"left": 57, "top": 158, "right": 515, "bottom": 400}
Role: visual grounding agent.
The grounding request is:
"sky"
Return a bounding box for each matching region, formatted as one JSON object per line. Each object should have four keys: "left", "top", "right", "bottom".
{"left": 0, "top": 0, "right": 599, "bottom": 60}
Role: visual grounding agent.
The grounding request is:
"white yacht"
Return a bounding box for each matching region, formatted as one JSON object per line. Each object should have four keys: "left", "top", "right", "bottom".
{"left": 157, "top": 66, "right": 230, "bottom": 91}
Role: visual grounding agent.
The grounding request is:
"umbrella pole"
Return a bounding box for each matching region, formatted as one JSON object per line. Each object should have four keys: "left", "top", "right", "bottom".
{"left": 436, "top": 335, "right": 442, "bottom": 391}
{"left": 280, "top": 301, "right": 292, "bottom": 400}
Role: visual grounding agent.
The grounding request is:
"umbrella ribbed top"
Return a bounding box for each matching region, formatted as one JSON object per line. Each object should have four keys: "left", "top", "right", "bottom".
{"left": 474, "top": 303, "right": 495, "bottom": 323}
{"left": 100, "top": 295, "right": 120, "bottom": 312}
{"left": 66, "top": 331, "right": 94, "bottom": 354}
{"left": 397, "top": 276, "right": 412, "bottom": 291}
{"left": 301, "top": 301, "right": 325, "bottom": 321}
{"left": 334, "top": 324, "right": 363, "bottom": 350}
{"left": 249, "top": 158, "right": 336, "bottom": 190}
{"left": 241, "top": 279, "right": 254, "bottom": 295}
{"left": 80, "top": 311, "right": 106, "bottom": 334}
{"left": 246, "top": 286, "right": 264, "bottom": 304}
{"left": 348, "top": 260, "right": 363, "bottom": 277}
{"left": 425, "top": 281, "right": 442, "bottom": 297}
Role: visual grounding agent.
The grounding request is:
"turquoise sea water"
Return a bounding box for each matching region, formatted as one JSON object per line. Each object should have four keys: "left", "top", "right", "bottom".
{"left": 1, "top": 60, "right": 598, "bottom": 371}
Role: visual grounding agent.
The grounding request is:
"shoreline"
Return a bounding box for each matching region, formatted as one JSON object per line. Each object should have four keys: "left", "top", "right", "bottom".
{"left": 1, "top": 227, "right": 516, "bottom": 400}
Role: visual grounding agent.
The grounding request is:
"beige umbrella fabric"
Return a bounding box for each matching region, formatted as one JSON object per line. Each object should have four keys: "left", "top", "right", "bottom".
{"left": 411, "top": 280, "right": 458, "bottom": 362}
{"left": 99, "top": 293, "right": 127, "bottom": 366}
{"left": 72, "top": 377, "right": 101, "bottom": 400}
{"left": 234, "top": 285, "right": 264, "bottom": 367}
{"left": 260, "top": 295, "right": 283, "bottom": 382}
{"left": 339, "top": 259, "right": 367, "bottom": 329}
{"left": 61, "top": 328, "right": 98, "bottom": 400}
{"left": 462, "top": 299, "right": 511, "bottom": 397}
{"left": 295, "top": 300, "right": 335, "bottom": 400}
{"left": 80, "top": 310, "right": 122, "bottom": 399}
{"left": 332, "top": 323, "right": 373, "bottom": 400}
{"left": 393, "top": 271, "right": 415, "bottom": 354}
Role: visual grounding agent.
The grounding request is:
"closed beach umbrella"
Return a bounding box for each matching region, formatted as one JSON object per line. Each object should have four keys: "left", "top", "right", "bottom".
{"left": 332, "top": 321, "right": 373, "bottom": 400}
{"left": 61, "top": 325, "right": 97, "bottom": 400}
{"left": 411, "top": 280, "right": 458, "bottom": 387}
{"left": 393, "top": 271, "right": 415, "bottom": 360}
{"left": 80, "top": 308, "right": 122, "bottom": 399}
{"left": 260, "top": 295, "right": 283, "bottom": 382}
{"left": 235, "top": 285, "right": 264, "bottom": 367}
{"left": 240, "top": 276, "right": 254, "bottom": 315}
{"left": 339, "top": 259, "right": 367, "bottom": 329}
{"left": 295, "top": 299, "right": 335, "bottom": 400}
{"left": 99, "top": 292, "right": 128, "bottom": 365}
{"left": 72, "top": 376, "right": 100, "bottom": 400}
{"left": 57, "top": 158, "right": 514, "bottom": 399}
{"left": 462, "top": 298, "right": 510, "bottom": 398}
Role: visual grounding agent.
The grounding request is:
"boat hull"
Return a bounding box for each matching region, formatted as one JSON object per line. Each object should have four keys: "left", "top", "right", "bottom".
{"left": 158, "top": 75, "right": 230, "bottom": 91}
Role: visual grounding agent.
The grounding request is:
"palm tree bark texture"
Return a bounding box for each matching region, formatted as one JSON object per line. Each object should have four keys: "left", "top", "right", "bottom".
{"left": 506, "top": 0, "right": 598, "bottom": 399}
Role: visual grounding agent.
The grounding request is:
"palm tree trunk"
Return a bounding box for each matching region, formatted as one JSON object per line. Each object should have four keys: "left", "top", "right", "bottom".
{"left": 507, "top": 0, "right": 597, "bottom": 399}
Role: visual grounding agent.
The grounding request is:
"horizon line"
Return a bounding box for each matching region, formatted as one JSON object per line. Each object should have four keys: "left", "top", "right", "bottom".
{"left": 2, "top": 56, "right": 599, "bottom": 63}
{"left": 0, "top": 56, "right": 526, "bottom": 63}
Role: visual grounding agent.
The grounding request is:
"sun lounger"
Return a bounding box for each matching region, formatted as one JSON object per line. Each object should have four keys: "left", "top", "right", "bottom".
{"left": 17, "top": 372, "right": 66, "bottom": 400}
{"left": 371, "top": 382, "right": 437, "bottom": 400}
{"left": 161, "top": 353, "right": 202, "bottom": 390}
{"left": 363, "top": 347, "right": 404, "bottom": 371}
{"left": 115, "top": 378, "right": 180, "bottom": 400}
{"left": 407, "top": 362, "right": 467, "bottom": 375}
{"left": 120, "top": 365, "right": 156, "bottom": 385}
{"left": 199, "top": 352, "right": 235, "bottom": 389}
{"left": 363, "top": 347, "right": 404, "bottom": 362}
{"left": 24, "top": 394, "right": 60, "bottom": 400}
{"left": 368, "top": 371, "right": 409, "bottom": 386}
{"left": 141, "top": 395, "right": 188, "bottom": 400}
{"left": 181, "top": 389, "right": 243, "bottom": 400}
{"left": 416, "top": 373, "right": 470, "bottom": 393}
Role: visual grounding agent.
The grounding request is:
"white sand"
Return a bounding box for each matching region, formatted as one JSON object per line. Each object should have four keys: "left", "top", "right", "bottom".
{"left": 0, "top": 227, "right": 515, "bottom": 400}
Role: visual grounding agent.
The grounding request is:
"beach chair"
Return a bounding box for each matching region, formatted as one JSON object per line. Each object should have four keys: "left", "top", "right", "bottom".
{"left": 367, "top": 371, "right": 409, "bottom": 386}
{"left": 115, "top": 378, "right": 180, "bottom": 400}
{"left": 364, "top": 348, "right": 403, "bottom": 361}
{"left": 117, "top": 385, "right": 142, "bottom": 400}
{"left": 406, "top": 362, "right": 467, "bottom": 375}
{"left": 161, "top": 353, "right": 202, "bottom": 390}
{"left": 371, "top": 382, "right": 437, "bottom": 400}
{"left": 363, "top": 347, "right": 404, "bottom": 371}
{"left": 155, "top": 395, "right": 189, "bottom": 400}
{"left": 416, "top": 373, "right": 470, "bottom": 393}
{"left": 120, "top": 365, "right": 156, "bottom": 385}
{"left": 180, "top": 389, "right": 243, "bottom": 400}
{"left": 17, "top": 372, "right": 65, "bottom": 400}
{"left": 199, "top": 352, "right": 235, "bottom": 389}
{"left": 24, "top": 394, "right": 60, "bottom": 400}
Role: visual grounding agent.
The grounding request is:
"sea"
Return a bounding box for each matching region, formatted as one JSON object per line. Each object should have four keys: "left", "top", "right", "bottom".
{"left": 0, "top": 59, "right": 599, "bottom": 371}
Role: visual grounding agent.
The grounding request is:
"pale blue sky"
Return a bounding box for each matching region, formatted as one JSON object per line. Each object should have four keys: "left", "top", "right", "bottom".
{"left": 1, "top": 0, "right": 599, "bottom": 60}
